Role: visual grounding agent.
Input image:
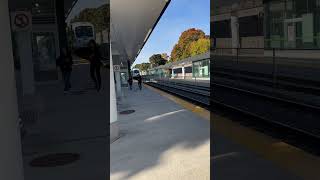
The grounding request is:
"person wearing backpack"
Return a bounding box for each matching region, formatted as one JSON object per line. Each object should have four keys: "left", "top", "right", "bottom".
{"left": 57, "top": 48, "right": 73, "bottom": 93}
{"left": 128, "top": 76, "right": 133, "bottom": 90}
{"left": 88, "top": 40, "right": 102, "bottom": 91}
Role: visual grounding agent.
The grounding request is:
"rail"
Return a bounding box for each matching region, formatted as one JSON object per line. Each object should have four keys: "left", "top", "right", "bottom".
{"left": 144, "top": 78, "right": 210, "bottom": 106}
{"left": 212, "top": 48, "right": 320, "bottom": 108}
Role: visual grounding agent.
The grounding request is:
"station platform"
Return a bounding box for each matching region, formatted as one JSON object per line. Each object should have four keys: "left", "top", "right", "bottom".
{"left": 21, "top": 62, "right": 108, "bottom": 180}
{"left": 111, "top": 82, "right": 320, "bottom": 180}
{"left": 111, "top": 84, "right": 210, "bottom": 180}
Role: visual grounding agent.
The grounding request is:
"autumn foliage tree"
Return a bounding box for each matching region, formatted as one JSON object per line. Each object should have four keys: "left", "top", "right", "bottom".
{"left": 170, "top": 28, "right": 209, "bottom": 62}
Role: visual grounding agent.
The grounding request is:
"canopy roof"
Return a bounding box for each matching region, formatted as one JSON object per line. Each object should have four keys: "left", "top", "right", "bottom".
{"left": 110, "top": 0, "right": 171, "bottom": 65}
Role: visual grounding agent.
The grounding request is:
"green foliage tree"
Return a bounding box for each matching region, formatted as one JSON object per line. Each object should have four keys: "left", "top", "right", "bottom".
{"left": 170, "top": 28, "right": 209, "bottom": 62}
{"left": 188, "top": 38, "right": 210, "bottom": 56}
{"left": 149, "top": 54, "right": 167, "bottom": 67}
{"left": 134, "top": 63, "right": 151, "bottom": 71}
{"left": 70, "top": 4, "right": 109, "bottom": 34}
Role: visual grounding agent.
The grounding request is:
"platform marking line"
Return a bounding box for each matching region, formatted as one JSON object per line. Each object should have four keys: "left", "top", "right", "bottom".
{"left": 144, "top": 84, "right": 210, "bottom": 121}
{"left": 212, "top": 113, "right": 320, "bottom": 180}
{"left": 212, "top": 152, "right": 239, "bottom": 160}
{"left": 145, "top": 109, "right": 187, "bottom": 122}
{"left": 146, "top": 83, "right": 320, "bottom": 180}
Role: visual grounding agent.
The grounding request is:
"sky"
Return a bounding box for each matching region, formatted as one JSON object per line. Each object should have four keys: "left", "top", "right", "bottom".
{"left": 133, "top": 0, "right": 210, "bottom": 66}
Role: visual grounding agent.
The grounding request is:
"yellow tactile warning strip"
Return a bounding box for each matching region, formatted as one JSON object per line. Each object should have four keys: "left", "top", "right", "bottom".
{"left": 212, "top": 114, "right": 320, "bottom": 180}
{"left": 145, "top": 83, "right": 320, "bottom": 180}
{"left": 144, "top": 84, "right": 210, "bottom": 120}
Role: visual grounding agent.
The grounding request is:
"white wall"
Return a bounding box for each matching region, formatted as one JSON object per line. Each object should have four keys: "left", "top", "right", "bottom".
{"left": 110, "top": 43, "right": 118, "bottom": 124}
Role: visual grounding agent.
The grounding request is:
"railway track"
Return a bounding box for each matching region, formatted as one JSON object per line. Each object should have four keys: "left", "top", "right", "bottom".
{"left": 145, "top": 79, "right": 320, "bottom": 154}
{"left": 145, "top": 80, "right": 210, "bottom": 107}
{"left": 212, "top": 81, "right": 320, "bottom": 140}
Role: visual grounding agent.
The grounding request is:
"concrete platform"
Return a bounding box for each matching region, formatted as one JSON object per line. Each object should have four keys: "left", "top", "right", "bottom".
{"left": 213, "top": 133, "right": 301, "bottom": 180}
{"left": 111, "top": 84, "right": 210, "bottom": 180}
{"left": 21, "top": 63, "right": 109, "bottom": 180}
{"left": 110, "top": 83, "right": 310, "bottom": 180}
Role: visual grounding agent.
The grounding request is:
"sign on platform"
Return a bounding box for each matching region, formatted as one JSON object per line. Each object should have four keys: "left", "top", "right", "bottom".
{"left": 113, "top": 65, "right": 120, "bottom": 72}
{"left": 11, "top": 11, "right": 32, "bottom": 32}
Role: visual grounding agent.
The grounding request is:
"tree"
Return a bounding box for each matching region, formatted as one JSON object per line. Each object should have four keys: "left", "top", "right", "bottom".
{"left": 134, "top": 63, "right": 151, "bottom": 71}
{"left": 149, "top": 54, "right": 167, "bottom": 67}
{"left": 161, "top": 53, "right": 169, "bottom": 61}
{"left": 170, "top": 28, "right": 209, "bottom": 62}
{"left": 188, "top": 38, "right": 210, "bottom": 56}
{"left": 70, "top": 4, "right": 109, "bottom": 34}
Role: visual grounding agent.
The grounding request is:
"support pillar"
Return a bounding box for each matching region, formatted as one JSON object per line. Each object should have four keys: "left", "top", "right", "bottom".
{"left": 182, "top": 66, "right": 185, "bottom": 79}
{"left": 0, "top": 0, "right": 24, "bottom": 179}
{"left": 172, "top": 69, "right": 174, "bottom": 78}
{"left": 16, "top": 31, "right": 35, "bottom": 96}
{"left": 110, "top": 43, "right": 119, "bottom": 142}
{"left": 231, "top": 15, "right": 239, "bottom": 55}
{"left": 55, "top": 0, "right": 68, "bottom": 53}
{"left": 115, "top": 71, "right": 122, "bottom": 99}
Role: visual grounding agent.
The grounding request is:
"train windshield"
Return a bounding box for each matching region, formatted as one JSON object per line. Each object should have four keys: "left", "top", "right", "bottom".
{"left": 75, "top": 26, "right": 93, "bottom": 38}
{"left": 133, "top": 70, "right": 139, "bottom": 74}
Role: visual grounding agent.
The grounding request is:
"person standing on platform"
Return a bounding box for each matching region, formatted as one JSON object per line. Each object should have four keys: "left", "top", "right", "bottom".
{"left": 137, "top": 74, "right": 142, "bottom": 90}
{"left": 128, "top": 76, "right": 133, "bottom": 90}
{"left": 57, "top": 48, "right": 73, "bottom": 93}
{"left": 88, "top": 40, "right": 102, "bottom": 91}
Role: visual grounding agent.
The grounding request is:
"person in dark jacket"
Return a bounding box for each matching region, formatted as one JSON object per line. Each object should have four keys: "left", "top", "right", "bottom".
{"left": 128, "top": 76, "right": 133, "bottom": 90}
{"left": 137, "top": 74, "right": 142, "bottom": 90}
{"left": 88, "top": 40, "right": 102, "bottom": 91}
{"left": 57, "top": 48, "right": 73, "bottom": 92}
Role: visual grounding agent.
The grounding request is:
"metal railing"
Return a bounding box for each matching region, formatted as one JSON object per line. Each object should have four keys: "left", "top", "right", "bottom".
{"left": 212, "top": 48, "right": 320, "bottom": 108}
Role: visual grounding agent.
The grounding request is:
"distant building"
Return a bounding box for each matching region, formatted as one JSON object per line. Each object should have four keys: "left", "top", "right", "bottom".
{"left": 212, "top": 0, "right": 320, "bottom": 50}
{"left": 212, "top": 0, "right": 264, "bottom": 51}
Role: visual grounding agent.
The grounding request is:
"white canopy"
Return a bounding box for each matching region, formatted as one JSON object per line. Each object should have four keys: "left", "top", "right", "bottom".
{"left": 110, "top": 0, "right": 170, "bottom": 65}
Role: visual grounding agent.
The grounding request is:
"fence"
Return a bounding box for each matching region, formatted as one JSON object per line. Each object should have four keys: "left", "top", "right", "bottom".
{"left": 212, "top": 48, "right": 320, "bottom": 108}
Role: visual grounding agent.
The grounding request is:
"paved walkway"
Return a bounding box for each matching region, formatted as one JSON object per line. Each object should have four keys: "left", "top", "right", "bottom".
{"left": 213, "top": 133, "right": 301, "bottom": 180}
{"left": 111, "top": 84, "right": 210, "bottom": 180}
{"left": 21, "top": 63, "right": 108, "bottom": 180}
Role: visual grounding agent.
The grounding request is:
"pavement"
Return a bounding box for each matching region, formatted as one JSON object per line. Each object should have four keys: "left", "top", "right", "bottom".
{"left": 213, "top": 133, "right": 301, "bottom": 180}
{"left": 21, "top": 62, "right": 109, "bottom": 180}
{"left": 110, "top": 82, "right": 311, "bottom": 180}
{"left": 111, "top": 84, "right": 210, "bottom": 180}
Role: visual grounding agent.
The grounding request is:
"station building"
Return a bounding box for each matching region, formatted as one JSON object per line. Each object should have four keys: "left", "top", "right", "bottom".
{"left": 265, "top": 0, "right": 320, "bottom": 49}
{"left": 212, "top": 0, "right": 320, "bottom": 50}
{"left": 146, "top": 52, "right": 210, "bottom": 80}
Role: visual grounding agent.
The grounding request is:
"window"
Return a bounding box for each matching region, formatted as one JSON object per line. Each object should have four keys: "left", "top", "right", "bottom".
{"left": 75, "top": 26, "right": 94, "bottom": 38}
{"left": 185, "top": 66, "right": 192, "bottom": 73}
{"left": 212, "top": 20, "right": 231, "bottom": 38}
{"left": 193, "top": 59, "right": 210, "bottom": 78}
{"left": 239, "top": 15, "right": 264, "bottom": 37}
{"left": 173, "top": 68, "right": 182, "bottom": 74}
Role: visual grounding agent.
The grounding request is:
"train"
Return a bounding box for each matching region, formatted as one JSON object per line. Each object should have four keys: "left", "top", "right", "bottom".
{"left": 132, "top": 68, "right": 141, "bottom": 78}
{"left": 71, "top": 22, "right": 95, "bottom": 49}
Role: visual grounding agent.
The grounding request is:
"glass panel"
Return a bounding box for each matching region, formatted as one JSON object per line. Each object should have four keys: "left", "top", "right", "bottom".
{"left": 75, "top": 26, "right": 94, "bottom": 38}
{"left": 32, "top": 32, "right": 58, "bottom": 81}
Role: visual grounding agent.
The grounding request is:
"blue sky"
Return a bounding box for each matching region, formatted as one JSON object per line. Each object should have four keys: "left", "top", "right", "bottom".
{"left": 134, "top": 0, "right": 210, "bottom": 66}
